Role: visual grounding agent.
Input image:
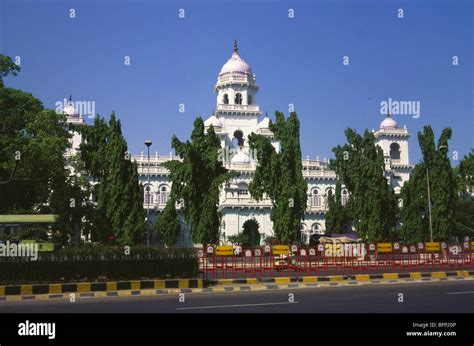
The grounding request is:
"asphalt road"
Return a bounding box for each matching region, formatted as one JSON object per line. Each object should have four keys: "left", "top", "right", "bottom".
{"left": 1, "top": 280, "right": 474, "bottom": 313}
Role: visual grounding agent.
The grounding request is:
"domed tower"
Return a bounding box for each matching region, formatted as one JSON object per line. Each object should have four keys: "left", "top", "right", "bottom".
{"left": 211, "top": 40, "right": 261, "bottom": 152}
{"left": 374, "top": 113, "right": 412, "bottom": 192}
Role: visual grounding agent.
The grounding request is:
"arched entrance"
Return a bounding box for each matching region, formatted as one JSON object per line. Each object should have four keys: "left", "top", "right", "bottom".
{"left": 242, "top": 219, "right": 260, "bottom": 247}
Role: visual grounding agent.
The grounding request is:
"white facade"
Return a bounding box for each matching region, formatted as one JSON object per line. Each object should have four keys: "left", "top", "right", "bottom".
{"left": 65, "top": 42, "right": 413, "bottom": 246}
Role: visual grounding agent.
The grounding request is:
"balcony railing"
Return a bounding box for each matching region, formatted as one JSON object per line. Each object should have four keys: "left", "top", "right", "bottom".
{"left": 217, "top": 104, "right": 260, "bottom": 112}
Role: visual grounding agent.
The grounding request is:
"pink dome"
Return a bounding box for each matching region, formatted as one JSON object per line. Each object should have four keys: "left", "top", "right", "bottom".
{"left": 219, "top": 41, "right": 252, "bottom": 76}
{"left": 380, "top": 116, "right": 398, "bottom": 129}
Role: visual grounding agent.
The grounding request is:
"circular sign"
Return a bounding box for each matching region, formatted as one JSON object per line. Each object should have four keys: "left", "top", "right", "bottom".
{"left": 463, "top": 242, "right": 469, "bottom": 249}
{"left": 309, "top": 248, "right": 316, "bottom": 256}
{"left": 264, "top": 245, "right": 271, "bottom": 253}
{"left": 402, "top": 246, "right": 408, "bottom": 253}
{"left": 441, "top": 242, "right": 447, "bottom": 249}
{"left": 450, "top": 246, "right": 460, "bottom": 256}
{"left": 291, "top": 245, "right": 298, "bottom": 252}
{"left": 394, "top": 243, "right": 400, "bottom": 250}
{"left": 197, "top": 249, "right": 204, "bottom": 257}
{"left": 235, "top": 245, "right": 242, "bottom": 254}
{"left": 245, "top": 250, "right": 252, "bottom": 257}
{"left": 410, "top": 245, "right": 416, "bottom": 253}
{"left": 369, "top": 244, "right": 376, "bottom": 251}
{"left": 206, "top": 245, "right": 214, "bottom": 254}
{"left": 300, "top": 249, "right": 307, "bottom": 256}
{"left": 317, "top": 244, "right": 324, "bottom": 252}
{"left": 417, "top": 242, "right": 424, "bottom": 250}
{"left": 255, "top": 249, "right": 261, "bottom": 256}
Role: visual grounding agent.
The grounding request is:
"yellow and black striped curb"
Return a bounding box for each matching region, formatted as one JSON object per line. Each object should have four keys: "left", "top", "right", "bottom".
{"left": 0, "top": 279, "right": 202, "bottom": 299}
{"left": 207, "top": 270, "right": 474, "bottom": 285}
{"left": 1, "top": 273, "right": 473, "bottom": 302}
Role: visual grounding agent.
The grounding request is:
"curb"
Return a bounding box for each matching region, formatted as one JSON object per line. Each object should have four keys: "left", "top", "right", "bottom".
{"left": 206, "top": 270, "right": 474, "bottom": 286}
{"left": 0, "top": 278, "right": 202, "bottom": 297}
{"left": 0, "top": 271, "right": 472, "bottom": 302}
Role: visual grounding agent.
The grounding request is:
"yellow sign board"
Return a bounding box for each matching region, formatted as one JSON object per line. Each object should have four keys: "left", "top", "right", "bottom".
{"left": 377, "top": 243, "right": 392, "bottom": 253}
{"left": 425, "top": 242, "right": 440, "bottom": 251}
{"left": 215, "top": 246, "right": 233, "bottom": 256}
{"left": 272, "top": 245, "right": 290, "bottom": 255}
{"left": 471, "top": 242, "right": 474, "bottom": 251}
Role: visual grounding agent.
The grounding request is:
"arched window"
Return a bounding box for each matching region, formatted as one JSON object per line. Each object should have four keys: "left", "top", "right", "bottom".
{"left": 341, "top": 189, "right": 349, "bottom": 206}
{"left": 247, "top": 94, "right": 252, "bottom": 105}
{"left": 223, "top": 94, "right": 229, "bottom": 105}
{"left": 235, "top": 93, "right": 242, "bottom": 105}
{"left": 390, "top": 143, "right": 401, "bottom": 161}
{"left": 311, "top": 223, "right": 323, "bottom": 235}
{"left": 144, "top": 185, "right": 154, "bottom": 205}
{"left": 233, "top": 130, "right": 244, "bottom": 147}
{"left": 310, "top": 188, "right": 321, "bottom": 207}
{"left": 157, "top": 185, "right": 169, "bottom": 205}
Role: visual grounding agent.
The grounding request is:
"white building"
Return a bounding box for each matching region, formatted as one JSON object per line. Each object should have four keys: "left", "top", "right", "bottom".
{"left": 66, "top": 42, "right": 413, "bottom": 246}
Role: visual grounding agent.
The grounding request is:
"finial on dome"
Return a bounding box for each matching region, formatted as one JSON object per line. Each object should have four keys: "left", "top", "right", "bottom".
{"left": 69, "top": 94, "right": 72, "bottom": 102}
{"left": 233, "top": 40, "right": 238, "bottom": 53}
{"left": 265, "top": 111, "right": 268, "bottom": 117}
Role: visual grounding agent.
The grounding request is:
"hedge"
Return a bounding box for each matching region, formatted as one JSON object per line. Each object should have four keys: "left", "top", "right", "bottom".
{"left": 0, "top": 245, "right": 198, "bottom": 284}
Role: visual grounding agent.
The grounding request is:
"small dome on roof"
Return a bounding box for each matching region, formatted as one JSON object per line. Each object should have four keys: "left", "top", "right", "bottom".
{"left": 257, "top": 115, "right": 270, "bottom": 129}
{"left": 204, "top": 114, "right": 223, "bottom": 129}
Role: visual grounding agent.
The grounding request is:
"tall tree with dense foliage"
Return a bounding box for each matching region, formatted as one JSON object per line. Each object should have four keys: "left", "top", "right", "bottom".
{"left": 248, "top": 111, "right": 307, "bottom": 242}
{"left": 324, "top": 180, "right": 350, "bottom": 234}
{"left": 163, "top": 117, "right": 236, "bottom": 245}
{"left": 400, "top": 126, "right": 457, "bottom": 242}
{"left": 330, "top": 129, "right": 397, "bottom": 242}
{"left": 78, "top": 113, "right": 145, "bottom": 244}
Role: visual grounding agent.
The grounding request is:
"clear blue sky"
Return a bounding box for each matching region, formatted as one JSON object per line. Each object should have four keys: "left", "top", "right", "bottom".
{"left": 1, "top": 0, "right": 473, "bottom": 164}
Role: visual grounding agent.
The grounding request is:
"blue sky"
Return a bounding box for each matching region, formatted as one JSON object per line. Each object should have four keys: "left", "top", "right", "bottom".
{"left": 1, "top": 0, "right": 473, "bottom": 164}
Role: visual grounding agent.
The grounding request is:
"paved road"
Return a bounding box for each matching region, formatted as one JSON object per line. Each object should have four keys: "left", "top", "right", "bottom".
{"left": 1, "top": 280, "right": 474, "bottom": 313}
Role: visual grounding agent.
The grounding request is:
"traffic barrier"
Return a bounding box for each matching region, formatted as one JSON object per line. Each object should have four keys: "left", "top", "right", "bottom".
{"left": 197, "top": 239, "right": 474, "bottom": 280}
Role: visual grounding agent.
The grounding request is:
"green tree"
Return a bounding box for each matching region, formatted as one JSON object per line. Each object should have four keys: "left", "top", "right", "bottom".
{"left": 331, "top": 128, "right": 397, "bottom": 242}
{"left": 0, "top": 54, "right": 71, "bottom": 215}
{"left": 77, "top": 113, "right": 145, "bottom": 244}
{"left": 0, "top": 55, "right": 20, "bottom": 88}
{"left": 164, "top": 117, "right": 236, "bottom": 245}
{"left": 154, "top": 197, "right": 181, "bottom": 246}
{"left": 248, "top": 111, "right": 307, "bottom": 242}
{"left": 453, "top": 150, "right": 474, "bottom": 238}
{"left": 324, "top": 180, "right": 350, "bottom": 234}
{"left": 458, "top": 149, "right": 474, "bottom": 196}
{"left": 400, "top": 126, "right": 457, "bottom": 242}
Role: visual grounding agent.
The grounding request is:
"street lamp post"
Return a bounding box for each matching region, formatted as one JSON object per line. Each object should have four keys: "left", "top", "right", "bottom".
{"left": 145, "top": 140, "right": 152, "bottom": 245}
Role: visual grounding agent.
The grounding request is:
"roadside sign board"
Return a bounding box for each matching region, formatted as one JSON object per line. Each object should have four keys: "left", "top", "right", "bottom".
{"left": 425, "top": 242, "right": 440, "bottom": 252}
{"left": 272, "top": 245, "right": 290, "bottom": 255}
{"left": 377, "top": 243, "right": 392, "bottom": 253}
{"left": 215, "top": 245, "right": 233, "bottom": 256}
{"left": 471, "top": 242, "right": 474, "bottom": 251}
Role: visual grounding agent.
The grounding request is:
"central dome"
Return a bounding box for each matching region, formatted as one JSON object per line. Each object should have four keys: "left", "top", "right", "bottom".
{"left": 380, "top": 114, "right": 398, "bottom": 129}
{"left": 219, "top": 40, "right": 252, "bottom": 76}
